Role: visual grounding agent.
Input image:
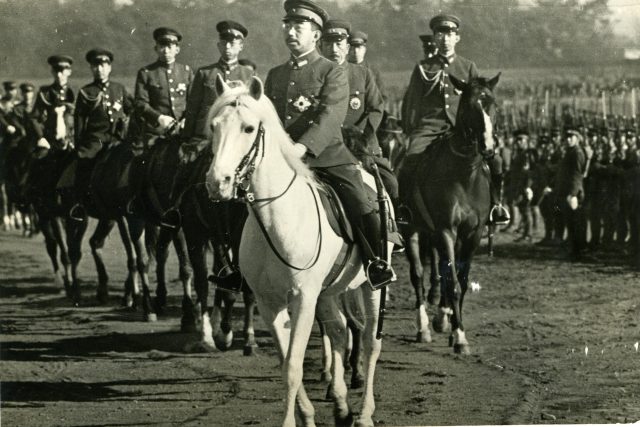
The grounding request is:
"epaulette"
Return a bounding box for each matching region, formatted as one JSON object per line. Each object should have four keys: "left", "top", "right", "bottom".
{"left": 78, "top": 87, "right": 103, "bottom": 104}
{"left": 38, "top": 90, "right": 53, "bottom": 106}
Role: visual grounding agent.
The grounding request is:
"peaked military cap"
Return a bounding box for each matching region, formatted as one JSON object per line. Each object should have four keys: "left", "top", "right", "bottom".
{"left": 20, "top": 82, "right": 35, "bottom": 92}
{"left": 216, "top": 20, "right": 248, "bottom": 40}
{"left": 3, "top": 81, "right": 17, "bottom": 91}
{"left": 47, "top": 55, "right": 74, "bottom": 69}
{"left": 153, "top": 27, "right": 182, "bottom": 43}
{"left": 429, "top": 14, "right": 461, "bottom": 32}
{"left": 323, "top": 19, "right": 351, "bottom": 41}
{"left": 283, "top": 0, "right": 329, "bottom": 29}
{"left": 349, "top": 30, "right": 368, "bottom": 46}
{"left": 85, "top": 48, "right": 114, "bottom": 65}
{"left": 514, "top": 128, "right": 530, "bottom": 138}
{"left": 565, "top": 127, "right": 583, "bottom": 141}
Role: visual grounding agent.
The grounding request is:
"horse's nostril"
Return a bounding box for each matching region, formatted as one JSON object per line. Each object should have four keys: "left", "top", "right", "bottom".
{"left": 224, "top": 176, "right": 232, "bottom": 182}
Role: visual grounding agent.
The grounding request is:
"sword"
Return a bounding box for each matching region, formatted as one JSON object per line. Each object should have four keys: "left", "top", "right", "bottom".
{"left": 369, "top": 159, "right": 389, "bottom": 340}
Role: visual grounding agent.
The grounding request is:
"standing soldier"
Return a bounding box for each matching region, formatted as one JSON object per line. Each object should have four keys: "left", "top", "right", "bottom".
{"left": 348, "top": 30, "right": 385, "bottom": 101}
{"left": 265, "top": 0, "right": 394, "bottom": 287}
{"left": 134, "top": 27, "right": 193, "bottom": 148}
{"left": 71, "top": 49, "right": 134, "bottom": 216}
{"left": 399, "top": 14, "right": 509, "bottom": 224}
{"left": 319, "top": 19, "right": 399, "bottom": 207}
{"left": 162, "top": 20, "right": 255, "bottom": 227}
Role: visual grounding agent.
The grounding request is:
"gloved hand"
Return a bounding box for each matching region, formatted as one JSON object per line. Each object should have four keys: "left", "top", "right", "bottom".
{"left": 567, "top": 195, "right": 578, "bottom": 210}
{"left": 157, "top": 114, "right": 176, "bottom": 131}
{"left": 36, "top": 137, "right": 51, "bottom": 149}
{"left": 6, "top": 125, "right": 16, "bottom": 135}
{"left": 524, "top": 187, "right": 533, "bottom": 201}
{"left": 361, "top": 154, "right": 377, "bottom": 170}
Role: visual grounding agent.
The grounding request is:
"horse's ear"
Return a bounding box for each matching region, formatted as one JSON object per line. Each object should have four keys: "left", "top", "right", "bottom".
{"left": 487, "top": 72, "right": 501, "bottom": 91}
{"left": 248, "top": 76, "right": 263, "bottom": 101}
{"left": 215, "top": 73, "right": 231, "bottom": 96}
{"left": 449, "top": 74, "right": 467, "bottom": 93}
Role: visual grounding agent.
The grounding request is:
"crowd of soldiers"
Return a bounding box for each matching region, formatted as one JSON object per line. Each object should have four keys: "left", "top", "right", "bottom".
{"left": 1, "top": 0, "right": 639, "bottom": 272}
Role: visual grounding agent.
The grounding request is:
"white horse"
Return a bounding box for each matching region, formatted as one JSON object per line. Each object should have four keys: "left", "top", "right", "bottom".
{"left": 205, "top": 75, "right": 384, "bottom": 427}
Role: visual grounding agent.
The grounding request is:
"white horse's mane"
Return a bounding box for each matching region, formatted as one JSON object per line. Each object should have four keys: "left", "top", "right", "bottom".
{"left": 208, "top": 82, "right": 314, "bottom": 179}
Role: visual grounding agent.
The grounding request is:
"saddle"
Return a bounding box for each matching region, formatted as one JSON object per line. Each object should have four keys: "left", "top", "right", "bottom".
{"left": 317, "top": 181, "right": 354, "bottom": 243}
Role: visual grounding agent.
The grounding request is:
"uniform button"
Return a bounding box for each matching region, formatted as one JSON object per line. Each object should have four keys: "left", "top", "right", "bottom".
{"left": 308, "top": 120, "right": 314, "bottom": 125}
{"left": 444, "top": 84, "right": 449, "bottom": 87}
{"left": 444, "top": 64, "right": 449, "bottom": 67}
{"left": 445, "top": 105, "right": 450, "bottom": 108}
{"left": 105, "top": 94, "right": 110, "bottom": 99}
{"left": 110, "top": 118, "right": 114, "bottom": 122}
{"left": 108, "top": 110, "right": 112, "bottom": 114}
{"left": 169, "top": 79, "right": 174, "bottom": 83}
{"left": 289, "top": 81, "right": 295, "bottom": 86}
{"left": 286, "top": 115, "right": 291, "bottom": 120}
{"left": 167, "top": 69, "right": 172, "bottom": 74}
{"left": 288, "top": 99, "right": 292, "bottom": 102}
{"left": 445, "top": 94, "right": 449, "bottom": 98}
{"left": 171, "top": 97, "right": 175, "bottom": 101}
{"left": 170, "top": 88, "right": 175, "bottom": 92}
{"left": 225, "top": 70, "right": 230, "bottom": 74}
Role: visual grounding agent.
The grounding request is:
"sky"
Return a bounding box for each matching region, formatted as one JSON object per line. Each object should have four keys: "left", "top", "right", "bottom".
{"left": 609, "top": 0, "right": 640, "bottom": 37}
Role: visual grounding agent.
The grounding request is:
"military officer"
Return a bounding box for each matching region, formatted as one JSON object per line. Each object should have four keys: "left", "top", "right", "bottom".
{"left": 264, "top": 0, "right": 394, "bottom": 287}
{"left": 319, "top": 19, "right": 399, "bottom": 205}
{"left": 419, "top": 34, "right": 438, "bottom": 59}
{"left": 399, "top": 14, "right": 509, "bottom": 224}
{"left": 134, "top": 27, "right": 193, "bottom": 147}
{"left": 1, "top": 81, "right": 21, "bottom": 139}
{"left": 31, "top": 56, "right": 76, "bottom": 151}
{"left": 348, "top": 30, "right": 385, "bottom": 101}
{"left": 162, "top": 20, "right": 255, "bottom": 228}
{"left": 71, "top": 49, "right": 133, "bottom": 215}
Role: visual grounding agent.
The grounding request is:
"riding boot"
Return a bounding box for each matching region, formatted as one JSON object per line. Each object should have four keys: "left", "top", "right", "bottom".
{"left": 160, "top": 162, "right": 190, "bottom": 229}
{"left": 360, "top": 212, "right": 395, "bottom": 289}
{"left": 489, "top": 172, "right": 510, "bottom": 225}
{"left": 69, "top": 158, "right": 94, "bottom": 221}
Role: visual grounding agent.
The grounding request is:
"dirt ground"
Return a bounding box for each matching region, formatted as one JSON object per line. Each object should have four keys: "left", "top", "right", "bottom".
{"left": 2, "top": 223, "right": 640, "bottom": 427}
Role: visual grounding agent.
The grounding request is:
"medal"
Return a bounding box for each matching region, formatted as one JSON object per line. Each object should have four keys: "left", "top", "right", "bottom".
{"left": 292, "top": 95, "right": 311, "bottom": 112}
{"left": 349, "top": 96, "right": 361, "bottom": 110}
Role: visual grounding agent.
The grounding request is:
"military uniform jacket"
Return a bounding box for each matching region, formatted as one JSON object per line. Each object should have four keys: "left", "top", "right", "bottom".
{"left": 182, "top": 60, "right": 254, "bottom": 141}
{"left": 341, "top": 61, "right": 384, "bottom": 158}
{"left": 401, "top": 54, "right": 478, "bottom": 155}
{"left": 554, "top": 145, "right": 586, "bottom": 199}
{"left": 135, "top": 61, "right": 193, "bottom": 135}
{"left": 264, "top": 49, "right": 356, "bottom": 168}
{"left": 32, "top": 84, "right": 75, "bottom": 143}
{"left": 75, "top": 80, "right": 134, "bottom": 147}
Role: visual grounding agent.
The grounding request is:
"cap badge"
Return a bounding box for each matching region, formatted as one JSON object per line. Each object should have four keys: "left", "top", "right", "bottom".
{"left": 293, "top": 95, "right": 311, "bottom": 112}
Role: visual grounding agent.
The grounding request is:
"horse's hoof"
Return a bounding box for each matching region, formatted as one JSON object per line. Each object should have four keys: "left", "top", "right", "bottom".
{"left": 454, "top": 343, "right": 471, "bottom": 355}
{"left": 243, "top": 344, "right": 258, "bottom": 356}
{"left": 432, "top": 317, "right": 444, "bottom": 334}
{"left": 427, "top": 288, "right": 440, "bottom": 306}
{"left": 181, "top": 320, "right": 197, "bottom": 333}
{"left": 325, "top": 384, "right": 334, "bottom": 401}
{"left": 214, "top": 330, "right": 233, "bottom": 351}
{"left": 183, "top": 340, "right": 219, "bottom": 353}
{"left": 354, "top": 417, "right": 375, "bottom": 427}
{"left": 350, "top": 373, "right": 364, "bottom": 389}
{"left": 334, "top": 409, "right": 354, "bottom": 427}
{"left": 96, "top": 291, "right": 109, "bottom": 305}
{"left": 320, "top": 371, "right": 332, "bottom": 383}
{"left": 416, "top": 330, "right": 432, "bottom": 343}
{"left": 145, "top": 313, "right": 158, "bottom": 322}
{"left": 448, "top": 335, "right": 454, "bottom": 347}
{"left": 153, "top": 297, "right": 166, "bottom": 314}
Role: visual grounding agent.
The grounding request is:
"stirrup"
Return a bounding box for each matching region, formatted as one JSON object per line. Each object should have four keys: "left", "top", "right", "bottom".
{"left": 160, "top": 208, "right": 181, "bottom": 229}
{"left": 208, "top": 270, "right": 244, "bottom": 293}
{"left": 395, "top": 204, "right": 413, "bottom": 226}
{"left": 489, "top": 204, "right": 510, "bottom": 226}
{"left": 365, "top": 258, "right": 395, "bottom": 290}
{"left": 69, "top": 203, "right": 86, "bottom": 222}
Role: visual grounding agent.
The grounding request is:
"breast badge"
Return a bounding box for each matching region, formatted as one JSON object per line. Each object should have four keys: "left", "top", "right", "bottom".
{"left": 292, "top": 95, "right": 311, "bottom": 112}
{"left": 349, "top": 96, "right": 362, "bottom": 110}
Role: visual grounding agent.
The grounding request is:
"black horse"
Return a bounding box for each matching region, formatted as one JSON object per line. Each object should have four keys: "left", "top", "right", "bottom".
{"left": 402, "top": 74, "right": 500, "bottom": 355}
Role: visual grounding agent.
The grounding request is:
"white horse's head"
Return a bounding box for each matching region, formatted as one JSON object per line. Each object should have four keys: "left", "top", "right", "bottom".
{"left": 205, "top": 74, "right": 311, "bottom": 201}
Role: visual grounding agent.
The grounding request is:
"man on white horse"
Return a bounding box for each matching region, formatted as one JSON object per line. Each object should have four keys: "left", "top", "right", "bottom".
{"left": 264, "top": 0, "right": 394, "bottom": 288}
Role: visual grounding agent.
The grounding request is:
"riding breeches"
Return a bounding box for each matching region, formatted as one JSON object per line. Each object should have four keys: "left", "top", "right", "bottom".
{"left": 314, "top": 164, "right": 376, "bottom": 218}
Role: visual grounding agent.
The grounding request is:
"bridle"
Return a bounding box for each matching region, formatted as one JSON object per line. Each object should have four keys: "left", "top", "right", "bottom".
{"left": 212, "top": 98, "right": 323, "bottom": 271}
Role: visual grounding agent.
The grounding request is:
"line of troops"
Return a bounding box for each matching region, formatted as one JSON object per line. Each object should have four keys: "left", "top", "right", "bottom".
{"left": 498, "top": 123, "right": 640, "bottom": 264}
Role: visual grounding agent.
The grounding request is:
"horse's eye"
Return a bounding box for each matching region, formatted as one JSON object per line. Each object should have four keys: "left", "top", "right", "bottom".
{"left": 244, "top": 125, "right": 255, "bottom": 134}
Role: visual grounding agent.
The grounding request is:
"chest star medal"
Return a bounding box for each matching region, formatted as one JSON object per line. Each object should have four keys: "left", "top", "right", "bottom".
{"left": 292, "top": 95, "right": 311, "bottom": 113}
{"left": 112, "top": 101, "right": 122, "bottom": 112}
{"left": 349, "top": 96, "right": 361, "bottom": 110}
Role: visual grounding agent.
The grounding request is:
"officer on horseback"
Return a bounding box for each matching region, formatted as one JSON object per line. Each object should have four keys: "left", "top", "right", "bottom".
{"left": 319, "top": 19, "right": 400, "bottom": 216}
{"left": 400, "top": 14, "right": 510, "bottom": 225}
{"left": 134, "top": 27, "right": 193, "bottom": 149}
{"left": 162, "top": 20, "right": 255, "bottom": 228}
{"left": 71, "top": 49, "right": 134, "bottom": 218}
{"left": 264, "top": 0, "right": 394, "bottom": 288}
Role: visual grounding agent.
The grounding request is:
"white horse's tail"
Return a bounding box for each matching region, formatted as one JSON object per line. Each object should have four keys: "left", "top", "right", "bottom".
{"left": 342, "top": 286, "right": 366, "bottom": 331}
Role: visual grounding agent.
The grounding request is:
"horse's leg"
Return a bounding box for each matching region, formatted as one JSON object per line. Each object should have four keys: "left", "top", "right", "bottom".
{"left": 404, "top": 230, "right": 431, "bottom": 343}
{"left": 50, "top": 216, "right": 71, "bottom": 284}
{"left": 424, "top": 233, "right": 441, "bottom": 306}
{"left": 153, "top": 225, "right": 170, "bottom": 311}
{"left": 281, "top": 290, "right": 320, "bottom": 427}
{"left": 442, "top": 231, "right": 469, "bottom": 355}
{"left": 89, "top": 219, "right": 116, "bottom": 305}
{"left": 316, "top": 295, "right": 353, "bottom": 426}
{"left": 316, "top": 318, "right": 333, "bottom": 384}
{"left": 356, "top": 285, "right": 382, "bottom": 427}
{"left": 128, "top": 217, "right": 155, "bottom": 322}
{"left": 40, "top": 218, "right": 68, "bottom": 295}
{"left": 67, "top": 216, "right": 89, "bottom": 305}
{"left": 213, "top": 287, "right": 235, "bottom": 351}
{"left": 173, "top": 228, "right": 196, "bottom": 332}
{"left": 242, "top": 288, "right": 258, "bottom": 356}
{"left": 115, "top": 217, "right": 139, "bottom": 308}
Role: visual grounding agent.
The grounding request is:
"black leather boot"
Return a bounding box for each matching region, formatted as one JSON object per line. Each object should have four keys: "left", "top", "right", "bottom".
{"left": 361, "top": 212, "right": 395, "bottom": 289}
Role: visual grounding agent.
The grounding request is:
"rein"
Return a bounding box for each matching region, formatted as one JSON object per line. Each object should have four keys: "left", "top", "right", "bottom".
{"left": 219, "top": 105, "right": 323, "bottom": 271}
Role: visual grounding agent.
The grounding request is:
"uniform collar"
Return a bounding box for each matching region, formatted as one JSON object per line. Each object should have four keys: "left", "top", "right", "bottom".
{"left": 438, "top": 53, "right": 456, "bottom": 65}
{"left": 218, "top": 59, "right": 238, "bottom": 71}
{"left": 289, "top": 48, "right": 320, "bottom": 68}
{"left": 158, "top": 60, "right": 176, "bottom": 70}
{"left": 94, "top": 80, "right": 110, "bottom": 90}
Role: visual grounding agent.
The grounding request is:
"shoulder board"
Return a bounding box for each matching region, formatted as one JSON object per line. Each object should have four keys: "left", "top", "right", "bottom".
{"left": 38, "top": 91, "right": 53, "bottom": 106}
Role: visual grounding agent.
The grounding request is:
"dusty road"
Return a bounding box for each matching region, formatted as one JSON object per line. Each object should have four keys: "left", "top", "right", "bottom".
{"left": 2, "top": 225, "right": 640, "bottom": 426}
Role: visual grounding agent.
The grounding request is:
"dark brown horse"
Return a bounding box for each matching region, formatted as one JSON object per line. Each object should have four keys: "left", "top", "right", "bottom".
{"left": 402, "top": 74, "right": 500, "bottom": 355}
